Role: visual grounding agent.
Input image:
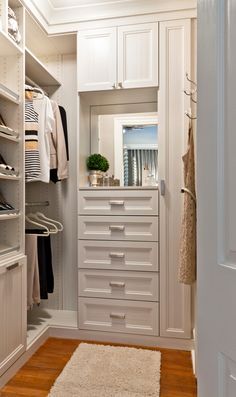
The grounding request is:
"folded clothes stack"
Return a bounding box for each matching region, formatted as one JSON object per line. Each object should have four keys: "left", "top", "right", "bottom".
{"left": 0, "top": 154, "right": 18, "bottom": 177}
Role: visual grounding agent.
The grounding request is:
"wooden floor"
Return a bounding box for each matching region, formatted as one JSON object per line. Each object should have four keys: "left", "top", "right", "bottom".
{"left": 0, "top": 338, "right": 197, "bottom": 397}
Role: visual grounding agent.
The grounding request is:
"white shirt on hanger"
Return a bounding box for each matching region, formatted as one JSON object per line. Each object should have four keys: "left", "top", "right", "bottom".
{"left": 33, "top": 96, "right": 55, "bottom": 183}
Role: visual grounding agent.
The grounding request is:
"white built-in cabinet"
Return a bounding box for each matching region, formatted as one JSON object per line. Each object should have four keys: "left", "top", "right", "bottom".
{"left": 0, "top": 257, "right": 26, "bottom": 376}
{"left": 77, "top": 23, "right": 158, "bottom": 92}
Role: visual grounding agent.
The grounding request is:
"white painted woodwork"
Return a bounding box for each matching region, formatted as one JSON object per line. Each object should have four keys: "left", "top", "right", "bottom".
{"left": 159, "top": 19, "right": 191, "bottom": 339}
{"left": 77, "top": 28, "right": 116, "bottom": 92}
{"left": 79, "top": 297, "right": 159, "bottom": 335}
{"left": 0, "top": 257, "right": 26, "bottom": 376}
{"left": 25, "top": 47, "right": 61, "bottom": 89}
{"left": 197, "top": 1, "right": 236, "bottom": 395}
{"left": 78, "top": 240, "right": 159, "bottom": 271}
{"left": 79, "top": 189, "right": 158, "bottom": 216}
{"left": 118, "top": 23, "right": 158, "bottom": 89}
{"left": 79, "top": 269, "right": 159, "bottom": 301}
{"left": 78, "top": 215, "right": 158, "bottom": 241}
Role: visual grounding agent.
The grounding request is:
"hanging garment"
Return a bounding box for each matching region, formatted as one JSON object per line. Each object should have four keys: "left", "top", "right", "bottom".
{"left": 25, "top": 234, "right": 41, "bottom": 309}
{"left": 25, "top": 100, "right": 41, "bottom": 182}
{"left": 49, "top": 101, "right": 69, "bottom": 183}
{"left": 178, "top": 127, "right": 196, "bottom": 284}
{"left": 59, "top": 106, "right": 69, "bottom": 161}
{"left": 37, "top": 235, "right": 54, "bottom": 299}
{"left": 33, "top": 96, "right": 55, "bottom": 183}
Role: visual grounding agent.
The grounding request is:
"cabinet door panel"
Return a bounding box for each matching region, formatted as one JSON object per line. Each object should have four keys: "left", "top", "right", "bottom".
{"left": 118, "top": 23, "right": 158, "bottom": 89}
{"left": 78, "top": 28, "right": 117, "bottom": 92}
{"left": 0, "top": 257, "right": 26, "bottom": 376}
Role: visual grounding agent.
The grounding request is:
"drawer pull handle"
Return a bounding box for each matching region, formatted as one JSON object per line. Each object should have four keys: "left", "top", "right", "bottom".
{"left": 230, "top": 374, "right": 236, "bottom": 382}
{"left": 109, "top": 281, "right": 125, "bottom": 288}
{"left": 109, "top": 200, "right": 124, "bottom": 206}
{"left": 6, "top": 263, "right": 19, "bottom": 271}
{"left": 110, "top": 312, "right": 126, "bottom": 320}
{"left": 109, "top": 225, "right": 125, "bottom": 231}
{"left": 109, "top": 252, "right": 125, "bottom": 258}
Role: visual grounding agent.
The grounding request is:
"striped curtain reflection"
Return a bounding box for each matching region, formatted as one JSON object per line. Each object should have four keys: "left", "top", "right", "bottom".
{"left": 123, "top": 148, "right": 158, "bottom": 186}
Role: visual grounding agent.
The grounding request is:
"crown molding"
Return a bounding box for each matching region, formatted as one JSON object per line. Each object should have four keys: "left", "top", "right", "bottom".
{"left": 23, "top": 0, "right": 197, "bottom": 34}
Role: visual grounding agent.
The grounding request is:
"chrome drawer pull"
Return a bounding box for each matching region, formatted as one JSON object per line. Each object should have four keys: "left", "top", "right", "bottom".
{"left": 109, "top": 281, "right": 125, "bottom": 288}
{"left": 109, "top": 200, "right": 124, "bottom": 206}
{"left": 110, "top": 312, "right": 126, "bottom": 320}
{"left": 109, "top": 225, "right": 125, "bottom": 231}
{"left": 109, "top": 252, "right": 125, "bottom": 258}
{"left": 6, "top": 262, "right": 19, "bottom": 271}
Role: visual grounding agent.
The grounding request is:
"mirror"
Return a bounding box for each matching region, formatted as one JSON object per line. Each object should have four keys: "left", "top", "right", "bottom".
{"left": 93, "top": 111, "right": 158, "bottom": 187}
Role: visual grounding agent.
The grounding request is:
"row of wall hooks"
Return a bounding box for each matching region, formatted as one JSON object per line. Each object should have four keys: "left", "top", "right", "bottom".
{"left": 184, "top": 73, "right": 197, "bottom": 120}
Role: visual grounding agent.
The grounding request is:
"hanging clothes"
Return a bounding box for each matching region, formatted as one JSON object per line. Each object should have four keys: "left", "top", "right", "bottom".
{"left": 25, "top": 234, "right": 41, "bottom": 309}
{"left": 25, "top": 97, "right": 41, "bottom": 182}
{"left": 49, "top": 100, "right": 68, "bottom": 183}
{"left": 37, "top": 235, "right": 54, "bottom": 299}
{"left": 178, "top": 127, "right": 196, "bottom": 284}
{"left": 33, "top": 96, "right": 55, "bottom": 183}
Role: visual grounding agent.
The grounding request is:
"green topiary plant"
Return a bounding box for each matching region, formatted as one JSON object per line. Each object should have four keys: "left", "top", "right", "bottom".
{"left": 87, "top": 153, "right": 109, "bottom": 172}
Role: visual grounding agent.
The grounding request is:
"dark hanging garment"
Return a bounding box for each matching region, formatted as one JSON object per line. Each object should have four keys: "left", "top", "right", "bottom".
{"left": 50, "top": 105, "right": 69, "bottom": 183}
{"left": 59, "top": 106, "right": 69, "bottom": 161}
{"left": 37, "top": 235, "right": 54, "bottom": 299}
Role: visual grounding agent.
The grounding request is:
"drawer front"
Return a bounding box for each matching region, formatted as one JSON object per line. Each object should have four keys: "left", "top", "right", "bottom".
{"left": 78, "top": 240, "right": 159, "bottom": 271}
{"left": 79, "top": 189, "right": 158, "bottom": 216}
{"left": 79, "top": 297, "right": 159, "bottom": 335}
{"left": 78, "top": 216, "right": 158, "bottom": 241}
{"left": 79, "top": 270, "right": 159, "bottom": 301}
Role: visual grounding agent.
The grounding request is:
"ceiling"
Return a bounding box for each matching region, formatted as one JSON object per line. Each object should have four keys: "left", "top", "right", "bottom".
{"left": 49, "top": 0, "right": 132, "bottom": 7}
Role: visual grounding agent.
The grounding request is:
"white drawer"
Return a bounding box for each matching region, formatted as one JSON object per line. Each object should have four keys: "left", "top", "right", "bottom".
{"left": 78, "top": 216, "right": 158, "bottom": 241}
{"left": 79, "top": 270, "right": 159, "bottom": 301}
{"left": 79, "top": 189, "right": 158, "bottom": 216}
{"left": 79, "top": 297, "right": 159, "bottom": 336}
{"left": 78, "top": 240, "right": 159, "bottom": 271}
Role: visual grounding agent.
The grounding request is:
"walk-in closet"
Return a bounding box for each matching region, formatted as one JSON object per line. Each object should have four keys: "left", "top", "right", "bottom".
{"left": 0, "top": 0, "right": 198, "bottom": 391}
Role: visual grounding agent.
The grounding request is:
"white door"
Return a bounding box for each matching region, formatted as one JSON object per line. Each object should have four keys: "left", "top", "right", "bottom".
{"left": 197, "top": 1, "right": 236, "bottom": 396}
{"left": 117, "top": 23, "right": 158, "bottom": 89}
{"left": 0, "top": 257, "right": 26, "bottom": 376}
{"left": 77, "top": 28, "right": 117, "bottom": 92}
{"left": 159, "top": 19, "right": 192, "bottom": 339}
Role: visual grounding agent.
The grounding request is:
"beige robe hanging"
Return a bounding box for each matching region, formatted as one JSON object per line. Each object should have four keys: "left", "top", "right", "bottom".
{"left": 178, "top": 127, "right": 196, "bottom": 284}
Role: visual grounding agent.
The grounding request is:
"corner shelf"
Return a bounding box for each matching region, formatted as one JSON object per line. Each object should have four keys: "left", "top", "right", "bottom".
{"left": 25, "top": 47, "right": 61, "bottom": 89}
{"left": 0, "top": 131, "right": 19, "bottom": 142}
{"left": 0, "top": 30, "right": 23, "bottom": 56}
{"left": 0, "top": 174, "right": 20, "bottom": 181}
{"left": 0, "top": 211, "right": 20, "bottom": 221}
{"left": 0, "top": 84, "right": 20, "bottom": 104}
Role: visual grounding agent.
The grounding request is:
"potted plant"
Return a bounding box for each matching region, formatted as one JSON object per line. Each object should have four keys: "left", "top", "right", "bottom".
{"left": 87, "top": 153, "right": 109, "bottom": 186}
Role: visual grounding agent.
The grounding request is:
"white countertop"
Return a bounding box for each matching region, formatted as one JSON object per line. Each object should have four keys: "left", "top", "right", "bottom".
{"left": 79, "top": 185, "right": 158, "bottom": 190}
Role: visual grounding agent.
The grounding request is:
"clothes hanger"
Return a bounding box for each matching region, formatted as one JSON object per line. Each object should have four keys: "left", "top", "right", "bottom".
{"left": 25, "top": 215, "right": 50, "bottom": 236}
{"left": 28, "top": 213, "right": 58, "bottom": 234}
{"left": 36, "top": 212, "right": 64, "bottom": 232}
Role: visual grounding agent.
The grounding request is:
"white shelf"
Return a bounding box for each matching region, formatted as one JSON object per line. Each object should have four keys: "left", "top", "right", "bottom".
{"left": 25, "top": 47, "right": 61, "bottom": 88}
{"left": 27, "top": 309, "right": 78, "bottom": 346}
{"left": 0, "top": 243, "right": 20, "bottom": 257}
{"left": 0, "top": 85, "right": 20, "bottom": 104}
{"left": 0, "top": 131, "right": 19, "bottom": 142}
{"left": 0, "top": 30, "right": 23, "bottom": 56}
{"left": 0, "top": 174, "right": 20, "bottom": 181}
{"left": 0, "top": 212, "right": 20, "bottom": 221}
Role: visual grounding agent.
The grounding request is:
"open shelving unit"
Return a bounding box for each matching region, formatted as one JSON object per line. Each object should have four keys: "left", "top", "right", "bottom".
{"left": 25, "top": 47, "right": 61, "bottom": 91}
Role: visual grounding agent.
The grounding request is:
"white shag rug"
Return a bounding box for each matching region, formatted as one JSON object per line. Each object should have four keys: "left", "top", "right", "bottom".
{"left": 48, "top": 343, "right": 161, "bottom": 397}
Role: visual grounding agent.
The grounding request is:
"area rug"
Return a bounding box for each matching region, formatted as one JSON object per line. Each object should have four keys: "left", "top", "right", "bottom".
{"left": 48, "top": 343, "right": 161, "bottom": 397}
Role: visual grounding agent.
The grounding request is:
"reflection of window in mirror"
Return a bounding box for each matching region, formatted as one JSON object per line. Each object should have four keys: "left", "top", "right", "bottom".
{"left": 114, "top": 114, "right": 158, "bottom": 186}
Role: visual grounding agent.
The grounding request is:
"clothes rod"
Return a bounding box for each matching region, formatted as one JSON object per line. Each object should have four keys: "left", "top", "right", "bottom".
{"left": 25, "top": 201, "right": 49, "bottom": 207}
{"left": 25, "top": 76, "right": 49, "bottom": 96}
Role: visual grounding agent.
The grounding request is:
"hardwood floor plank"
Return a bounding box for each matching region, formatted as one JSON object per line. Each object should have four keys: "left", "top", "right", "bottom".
{"left": 0, "top": 338, "right": 197, "bottom": 397}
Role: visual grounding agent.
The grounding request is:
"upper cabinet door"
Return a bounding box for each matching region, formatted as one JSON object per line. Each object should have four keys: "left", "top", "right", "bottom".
{"left": 118, "top": 23, "right": 158, "bottom": 89}
{"left": 78, "top": 28, "right": 117, "bottom": 92}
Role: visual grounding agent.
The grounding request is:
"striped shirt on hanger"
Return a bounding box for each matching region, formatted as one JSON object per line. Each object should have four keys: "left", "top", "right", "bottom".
{"left": 25, "top": 100, "right": 41, "bottom": 182}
